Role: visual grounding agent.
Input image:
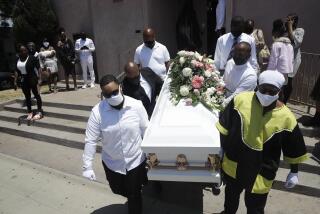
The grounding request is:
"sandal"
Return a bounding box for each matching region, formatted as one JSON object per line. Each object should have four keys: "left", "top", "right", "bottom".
{"left": 27, "top": 113, "right": 33, "bottom": 120}
{"left": 32, "top": 112, "right": 43, "bottom": 120}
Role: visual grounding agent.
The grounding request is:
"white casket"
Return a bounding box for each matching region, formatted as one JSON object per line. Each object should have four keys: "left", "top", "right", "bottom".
{"left": 141, "top": 77, "right": 221, "bottom": 184}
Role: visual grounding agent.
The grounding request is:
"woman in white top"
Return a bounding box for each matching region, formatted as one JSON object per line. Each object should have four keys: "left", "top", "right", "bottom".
{"left": 15, "top": 45, "right": 43, "bottom": 120}
{"left": 39, "top": 38, "right": 58, "bottom": 93}
{"left": 267, "top": 19, "right": 294, "bottom": 103}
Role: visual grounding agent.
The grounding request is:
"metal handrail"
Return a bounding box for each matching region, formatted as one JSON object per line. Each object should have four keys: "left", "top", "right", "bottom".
{"left": 290, "top": 52, "right": 320, "bottom": 108}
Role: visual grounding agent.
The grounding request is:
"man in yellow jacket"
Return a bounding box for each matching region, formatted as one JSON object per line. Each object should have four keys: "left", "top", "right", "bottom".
{"left": 216, "top": 70, "right": 308, "bottom": 214}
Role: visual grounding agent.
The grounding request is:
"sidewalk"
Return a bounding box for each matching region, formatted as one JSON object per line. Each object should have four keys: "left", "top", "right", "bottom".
{"left": 0, "top": 153, "right": 198, "bottom": 214}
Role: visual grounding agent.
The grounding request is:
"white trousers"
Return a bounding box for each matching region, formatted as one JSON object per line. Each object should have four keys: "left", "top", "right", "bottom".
{"left": 80, "top": 56, "right": 95, "bottom": 85}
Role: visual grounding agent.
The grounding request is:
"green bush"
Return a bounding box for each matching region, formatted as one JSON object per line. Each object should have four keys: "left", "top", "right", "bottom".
{"left": 12, "top": 0, "right": 59, "bottom": 45}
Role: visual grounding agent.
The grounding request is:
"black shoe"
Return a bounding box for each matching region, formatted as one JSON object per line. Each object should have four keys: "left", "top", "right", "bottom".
{"left": 212, "top": 182, "right": 222, "bottom": 196}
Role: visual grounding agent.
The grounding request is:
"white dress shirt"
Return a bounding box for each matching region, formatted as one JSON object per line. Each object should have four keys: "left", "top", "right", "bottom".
{"left": 215, "top": 0, "right": 226, "bottom": 31}
{"left": 223, "top": 59, "right": 257, "bottom": 105}
{"left": 75, "top": 38, "right": 95, "bottom": 60}
{"left": 214, "top": 33, "right": 258, "bottom": 71}
{"left": 134, "top": 41, "right": 170, "bottom": 80}
{"left": 140, "top": 75, "right": 152, "bottom": 101}
{"left": 83, "top": 96, "right": 149, "bottom": 175}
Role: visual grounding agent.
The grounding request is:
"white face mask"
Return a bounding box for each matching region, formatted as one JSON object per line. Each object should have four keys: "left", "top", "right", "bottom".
{"left": 43, "top": 42, "right": 49, "bottom": 47}
{"left": 256, "top": 91, "right": 279, "bottom": 107}
{"left": 106, "top": 92, "right": 124, "bottom": 107}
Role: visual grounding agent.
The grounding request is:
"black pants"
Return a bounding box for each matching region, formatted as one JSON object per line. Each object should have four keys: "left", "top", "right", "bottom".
{"left": 282, "top": 77, "right": 293, "bottom": 104}
{"left": 102, "top": 161, "right": 147, "bottom": 214}
{"left": 21, "top": 77, "right": 42, "bottom": 113}
{"left": 224, "top": 176, "right": 268, "bottom": 214}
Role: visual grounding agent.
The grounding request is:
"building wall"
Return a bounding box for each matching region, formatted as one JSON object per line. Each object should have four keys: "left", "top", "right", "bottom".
{"left": 228, "top": 0, "right": 320, "bottom": 53}
{"left": 51, "top": 0, "right": 148, "bottom": 78}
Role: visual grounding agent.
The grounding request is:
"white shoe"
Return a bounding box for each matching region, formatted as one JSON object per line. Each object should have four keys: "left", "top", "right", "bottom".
{"left": 90, "top": 83, "right": 95, "bottom": 88}
{"left": 82, "top": 84, "right": 87, "bottom": 89}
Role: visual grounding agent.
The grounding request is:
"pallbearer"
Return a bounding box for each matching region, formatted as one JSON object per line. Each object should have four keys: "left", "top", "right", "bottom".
{"left": 82, "top": 75, "right": 149, "bottom": 214}
{"left": 216, "top": 70, "right": 307, "bottom": 214}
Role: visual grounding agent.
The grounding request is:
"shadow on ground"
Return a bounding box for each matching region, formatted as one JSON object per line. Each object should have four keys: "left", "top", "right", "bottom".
{"left": 91, "top": 204, "right": 127, "bottom": 214}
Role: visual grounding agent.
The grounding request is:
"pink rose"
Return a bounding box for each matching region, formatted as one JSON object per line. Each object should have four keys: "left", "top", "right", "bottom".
{"left": 192, "top": 75, "right": 204, "bottom": 89}
{"left": 216, "top": 85, "right": 224, "bottom": 92}
{"left": 191, "top": 60, "right": 204, "bottom": 68}
{"left": 205, "top": 63, "right": 213, "bottom": 70}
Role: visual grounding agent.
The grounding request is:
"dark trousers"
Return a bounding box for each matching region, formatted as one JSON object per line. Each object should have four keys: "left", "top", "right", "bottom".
{"left": 21, "top": 78, "right": 42, "bottom": 113}
{"left": 282, "top": 77, "right": 293, "bottom": 104}
{"left": 224, "top": 176, "right": 268, "bottom": 214}
{"left": 102, "top": 161, "right": 147, "bottom": 214}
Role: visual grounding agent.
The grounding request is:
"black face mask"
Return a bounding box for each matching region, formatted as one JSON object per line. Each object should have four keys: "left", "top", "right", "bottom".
{"left": 144, "top": 40, "right": 155, "bottom": 49}
{"left": 80, "top": 33, "right": 86, "bottom": 40}
{"left": 233, "top": 55, "right": 248, "bottom": 65}
{"left": 125, "top": 76, "right": 140, "bottom": 87}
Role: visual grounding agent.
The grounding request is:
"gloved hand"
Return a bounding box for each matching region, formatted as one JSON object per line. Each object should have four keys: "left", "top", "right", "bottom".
{"left": 82, "top": 169, "right": 96, "bottom": 181}
{"left": 284, "top": 172, "right": 298, "bottom": 189}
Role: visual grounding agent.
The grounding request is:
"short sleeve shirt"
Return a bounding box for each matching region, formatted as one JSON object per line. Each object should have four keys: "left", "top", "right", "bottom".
{"left": 134, "top": 41, "right": 170, "bottom": 80}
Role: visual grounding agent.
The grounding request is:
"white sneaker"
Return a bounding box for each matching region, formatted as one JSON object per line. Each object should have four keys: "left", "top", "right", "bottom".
{"left": 81, "top": 84, "right": 87, "bottom": 89}
{"left": 90, "top": 83, "right": 95, "bottom": 88}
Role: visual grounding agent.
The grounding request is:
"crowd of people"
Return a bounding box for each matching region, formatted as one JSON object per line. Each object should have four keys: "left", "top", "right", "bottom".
{"left": 13, "top": 10, "right": 318, "bottom": 214}
{"left": 80, "top": 13, "right": 317, "bottom": 214}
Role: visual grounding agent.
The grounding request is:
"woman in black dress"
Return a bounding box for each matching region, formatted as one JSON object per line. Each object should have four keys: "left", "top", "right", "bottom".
{"left": 15, "top": 45, "right": 43, "bottom": 120}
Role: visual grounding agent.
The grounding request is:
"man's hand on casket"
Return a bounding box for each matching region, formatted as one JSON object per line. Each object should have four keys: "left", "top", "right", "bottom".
{"left": 284, "top": 172, "right": 299, "bottom": 189}
{"left": 82, "top": 169, "right": 96, "bottom": 181}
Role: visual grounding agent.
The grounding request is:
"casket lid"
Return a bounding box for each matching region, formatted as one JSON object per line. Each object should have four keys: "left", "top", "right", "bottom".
{"left": 142, "top": 79, "right": 221, "bottom": 149}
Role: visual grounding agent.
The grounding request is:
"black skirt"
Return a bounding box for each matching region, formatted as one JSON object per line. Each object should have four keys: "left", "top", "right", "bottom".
{"left": 311, "top": 74, "right": 320, "bottom": 101}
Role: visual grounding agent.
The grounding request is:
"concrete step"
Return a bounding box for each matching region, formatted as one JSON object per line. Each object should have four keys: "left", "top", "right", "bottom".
{"left": 4, "top": 103, "right": 90, "bottom": 122}
{"left": 15, "top": 98, "right": 93, "bottom": 111}
{"left": 0, "top": 119, "right": 86, "bottom": 151}
{"left": 0, "top": 111, "right": 86, "bottom": 134}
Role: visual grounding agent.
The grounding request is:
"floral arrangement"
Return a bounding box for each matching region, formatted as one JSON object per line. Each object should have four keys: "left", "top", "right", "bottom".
{"left": 168, "top": 51, "right": 226, "bottom": 110}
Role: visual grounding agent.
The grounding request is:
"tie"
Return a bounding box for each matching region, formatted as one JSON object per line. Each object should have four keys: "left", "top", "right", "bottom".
{"left": 227, "top": 37, "right": 238, "bottom": 60}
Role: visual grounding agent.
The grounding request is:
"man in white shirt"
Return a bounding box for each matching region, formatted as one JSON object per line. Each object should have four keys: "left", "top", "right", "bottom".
{"left": 134, "top": 28, "right": 170, "bottom": 80}
{"left": 215, "top": 0, "right": 226, "bottom": 34}
{"left": 75, "top": 32, "right": 96, "bottom": 89}
{"left": 82, "top": 74, "right": 149, "bottom": 214}
{"left": 214, "top": 16, "right": 258, "bottom": 74}
{"left": 223, "top": 42, "right": 257, "bottom": 105}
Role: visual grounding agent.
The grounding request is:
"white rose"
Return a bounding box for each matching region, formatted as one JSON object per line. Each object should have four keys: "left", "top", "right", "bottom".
{"left": 204, "top": 70, "right": 212, "bottom": 78}
{"left": 206, "top": 87, "right": 216, "bottom": 96}
{"left": 186, "top": 51, "right": 195, "bottom": 57}
{"left": 210, "top": 97, "right": 217, "bottom": 103}
{"left": 179, "top": 85, "right": 190, "bottom": 96}
{"left": 177, "top": 50, "right": 187, "bottom": 56}
{"left": 182, "top": 67, "right": 192, "bottom": 77}
{"left": 194, "top": 52, "right": 203, "bottom": 61}
{"left": 179, "top": 57, "right": 186, "bottom": 65}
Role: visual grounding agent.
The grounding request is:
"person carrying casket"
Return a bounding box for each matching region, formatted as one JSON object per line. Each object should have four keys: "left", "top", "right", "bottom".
{"left": 216, "top": 70, "right": 307, "bottom": 214}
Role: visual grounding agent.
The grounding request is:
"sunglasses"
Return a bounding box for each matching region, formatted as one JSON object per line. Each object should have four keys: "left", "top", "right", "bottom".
{"left": 258, "top": 86, "right": 279, "bottom": 96}
{"left": 102, "top": 89, "right": 119, "bottom": 98}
